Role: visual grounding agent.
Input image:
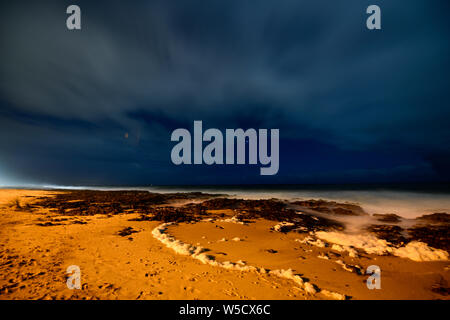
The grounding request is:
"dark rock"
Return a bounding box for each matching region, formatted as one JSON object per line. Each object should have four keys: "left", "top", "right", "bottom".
{"left": 292, "top": 199, "right": 367, "bottom": 216}
{"left": 34, "top": 190, "right": 220, "bottom": 217}
{"left": 117, "top": 227, "right": 138, "bottom": 237}
{"left": 431, "top": 280, "right": 450, "bottom": 296}
{"left": 408, "top": 225, "right": 450, "bottom": 251}
{"left": 366, "top": 224, "right": 407, "bottom": 245}
{"left": 416, "top": 213, "right": 450, "bottom": 224}
{"left": 72, "top": 220, "right": 87, "bottom": 225}
{"left": 372, "top": 213, "right": 402, "bottom": 223}
{"left": 33, "top": 190, "right": 346, "bottom": 232}
{"left": 36, "top": 222, "right": 62, "bottom": 227}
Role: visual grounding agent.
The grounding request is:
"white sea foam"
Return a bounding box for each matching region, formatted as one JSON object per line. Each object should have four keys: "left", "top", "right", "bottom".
{"left": 269, "top": 269, "right": 316, "bottom": 295}
{"left": 315, "top": 231, "right": 448, "bottom": 262}
{"left": 295, "top": 236, "right": 327, "bottom": 248}
{"left": 335, "top": 260, "right": 362, "bottom": 273}
{"left": 296, "top": 235, "right": 359, "bottom": 258}
{"left": 394, "top": 241, "right": 449, "bottom": 262}
{"left": 204, "top": 216, "right": 248, "bottom": 225}
{"left": 272, "top": 222, "right": 295, "bottom": 232}
{"left": 316, "top": 232, "right": 393, "bottom": 255}
{"left": 331, "top": 244, "right": 359, "bottom": 258}
{"left": 220, "top": 216, "right": 247, "bottom": 225}
{"left": 320, "top": 289, "right": 346, "bottom": 300}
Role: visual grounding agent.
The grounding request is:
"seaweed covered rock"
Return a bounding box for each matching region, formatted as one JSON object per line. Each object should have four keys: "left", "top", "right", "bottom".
{"left": 416, "top": 213, "right": 450, "bottom": 224}
{"left": 34, "top": 190, "right": 218, "bottom": 216}
{"left": 407, "top": 225, "right": 450, "bottom": 251}
{"left": 366, "top": 224, "right": 407, "bottom": 246}
{"left": 292, "top": 200, "right": 367, "bottom": 216}
{"left": 373, "top": 213, "right": 402, "bottom": 223}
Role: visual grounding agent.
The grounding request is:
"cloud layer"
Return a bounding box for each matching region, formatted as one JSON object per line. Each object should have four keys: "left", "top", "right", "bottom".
{"left": 0, "top": 0, "right": 449, "bottom": 185}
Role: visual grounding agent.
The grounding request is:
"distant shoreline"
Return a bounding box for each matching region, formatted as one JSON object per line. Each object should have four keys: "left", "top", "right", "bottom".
{"left": 2, "top": 182, "right": 450, "bottom": 194}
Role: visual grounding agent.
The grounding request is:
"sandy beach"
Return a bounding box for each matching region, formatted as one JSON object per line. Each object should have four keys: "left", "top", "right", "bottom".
{"left": 0, "top": 189, "right": 448, "bottom": 300}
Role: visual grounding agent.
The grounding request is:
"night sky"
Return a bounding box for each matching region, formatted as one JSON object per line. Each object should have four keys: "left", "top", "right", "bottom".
{"left": 0, "top": 0, "right": 449, "bottom": 186}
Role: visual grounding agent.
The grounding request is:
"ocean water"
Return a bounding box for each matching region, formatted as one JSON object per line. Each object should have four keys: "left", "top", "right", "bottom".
{"left": 38, "top": 184, "right": 450, "bottom": 219}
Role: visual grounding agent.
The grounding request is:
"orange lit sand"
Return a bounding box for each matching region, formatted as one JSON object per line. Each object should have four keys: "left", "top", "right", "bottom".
{"left": 0, "top": 189, "right": 448, "bottom": 300}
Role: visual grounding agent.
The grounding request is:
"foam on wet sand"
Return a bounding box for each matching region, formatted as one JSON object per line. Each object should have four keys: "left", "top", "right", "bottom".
{"left": 152, "top": 222, "right": 346, "bottom": 299}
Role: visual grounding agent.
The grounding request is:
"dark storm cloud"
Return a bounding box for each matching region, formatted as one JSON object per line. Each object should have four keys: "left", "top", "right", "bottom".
{"left": 0, "top": 0, "right": 449, "bottom": 185}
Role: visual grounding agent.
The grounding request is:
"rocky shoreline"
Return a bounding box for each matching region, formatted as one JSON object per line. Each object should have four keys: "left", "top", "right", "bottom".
{"left": 26, "top": 190, "right": 450, "bottom": 251}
